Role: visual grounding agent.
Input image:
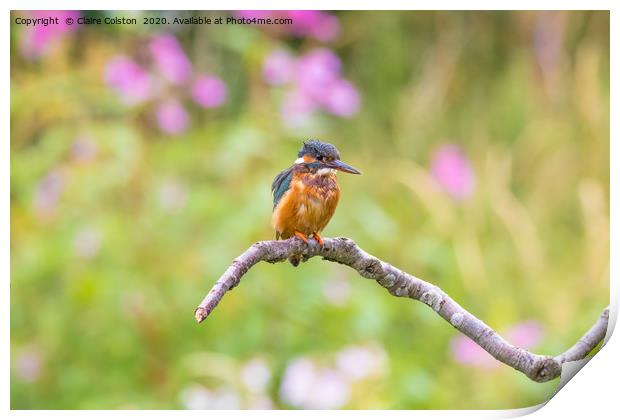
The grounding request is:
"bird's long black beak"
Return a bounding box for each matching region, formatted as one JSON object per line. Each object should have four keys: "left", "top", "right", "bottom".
{"left": 328, "top": 160, "right": 361, "bottom": 174}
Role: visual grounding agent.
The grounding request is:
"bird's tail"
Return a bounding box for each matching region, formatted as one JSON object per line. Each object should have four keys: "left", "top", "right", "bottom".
{"left": 277, "top": 231, "right": 303, "bottom": 266}
{"left": 288, "top": 255, "right": 302, "bottom": 267}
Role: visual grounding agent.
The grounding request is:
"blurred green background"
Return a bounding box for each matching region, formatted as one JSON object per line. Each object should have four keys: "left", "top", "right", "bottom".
{"left": 10, "top": 10, "right": 609, "bottom": 409}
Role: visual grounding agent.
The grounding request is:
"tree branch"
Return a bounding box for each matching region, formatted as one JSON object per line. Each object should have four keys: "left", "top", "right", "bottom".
{"left": 194, "top": 237, "right": 609, "bottom": 383}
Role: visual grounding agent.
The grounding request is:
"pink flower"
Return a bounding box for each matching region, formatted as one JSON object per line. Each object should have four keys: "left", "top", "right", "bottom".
{"left": 262, "top": 50, "right": 295, "bottom": 86}
{"left": 156, "top": 99, "right": 189, "bottom": 135}
{"left": 234, "top": 10, "right": 273, "bottom": 20}
{"left": 430, "top": 145, "right": 476, "bottom": 200}
{"left": 149, "top": 35, "right": 192, "bottom": 84}
{"left": 267, "top": 47, "right": 361, "bottom": 124}
{"left": 450, "top": 335, "right": 499, "bottom": 369}
{"left": 13, "top": 349, "right": 42, "bottom": 383}
{"left": 281, "top": 89, "right": 316, "bottom": 128}
{"left": 20, "top": 10, "right": 80, "bottom": 59}
{"left": 533, "top": 12, "right": 564, "bottom": 78}
{"left": 295, "top": 48, "right": 342, "bottom": 100}
{"left": 104, "top": 34, "right": 229, "bottom": 133}
{"left": 32, "top": 169, "right": 65, "bottom": 219}
{"left": 233, "top": 11, "right": 340, "bottom": 42}
{"left": 323, "top": 79, "right": 360, "bottom": 117}
{"left": 71, "top": 136, "right": 98, "bottom": 162}
{"left": 105, "top": 56, "right": 153, "bottom": 105}
{"left": 309, "top": 14, "right": 340, "bottom": 42}
{"left": 506, "top": 321, "right": 544, "bottom": 349}
{"left": 286, "top": 11, "right": 324, "bottom": 35}
{"left": 450, "top": 321, "right": 544, "bottom": 368}
{"left": 286, "top": 11, "right": 340, "bottom": 42}
{"left": 192, "top": 75, "right": 228, "bottom": 108}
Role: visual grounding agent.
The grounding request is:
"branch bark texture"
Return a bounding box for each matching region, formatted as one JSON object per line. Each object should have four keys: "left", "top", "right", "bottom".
{"left": 194, "top": 237, "right": 609, "bottom": 383}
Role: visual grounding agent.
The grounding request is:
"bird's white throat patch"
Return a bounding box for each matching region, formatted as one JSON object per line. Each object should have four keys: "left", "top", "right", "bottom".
{"left": 293, "top": 157, "right": 336, "bottom": 176}
{"left": 317, "top": 168, "right": 337, "bottom": 176}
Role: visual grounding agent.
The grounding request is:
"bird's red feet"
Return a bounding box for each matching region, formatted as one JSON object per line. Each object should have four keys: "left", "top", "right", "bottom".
{"left": 294, "top": 231, "right": 309, "bottom": 244}
{"left": 312, "top": 232, "right": 324, "bottom": 247}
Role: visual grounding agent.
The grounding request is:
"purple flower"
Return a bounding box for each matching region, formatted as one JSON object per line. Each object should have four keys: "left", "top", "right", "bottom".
{"left": 156, "top": 99, "right": 189, "bottom": 135}
{"left": 149, "top": 35, "right": 192, "bottom": 85}
{"left": 322, "top": 79, "right": 360, "bottom": 117}
{"left": 192, "top": 75, "right": 228, "bottom": 108}
{"left": 262, "top": 50, "right": 295, "bottom": 86}
{"left": 20, "top": 10, "right": 80, "bottom": 59}
{"left": 105, "top": 56, "right": 153, "bottom": 105}
{"left": 430, "top": 145, "right": 476, "bottom": 200}
{"left": 295, "top": 48, "right": 342, "bottom": 100}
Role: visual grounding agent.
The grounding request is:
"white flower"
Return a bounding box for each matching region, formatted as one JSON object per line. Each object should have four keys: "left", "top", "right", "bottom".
{"left": 179, "top": 384, "right": 241, "bottom": 409}
{"left": 322, "top": 277, "right": 352, "bottom": 306}
{"left": 280, "top": 357, "right": 351, "bottom": 409}
{"left": 336, "top": 343, "right": 387, "bottom": 380}
{"left": 247, "top": 395, "right": 274, "bottom": 409}
{"left": 73, "top": 227, "right": 101, "bottom": 259}
{"left": 240, "top": 357, "right": 271, "bottom": 393}
{"left": 159, "top": 178, "right": 187, "bottom": 213}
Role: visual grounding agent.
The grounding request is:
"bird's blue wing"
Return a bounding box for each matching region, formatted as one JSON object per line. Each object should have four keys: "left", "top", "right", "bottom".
{"left": 271, "top": 166, "right": 294, "bottom": 209}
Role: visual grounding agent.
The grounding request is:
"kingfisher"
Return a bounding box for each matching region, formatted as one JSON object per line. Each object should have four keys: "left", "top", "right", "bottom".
{"left": 271, "top": 140, "right": 361, "bottom": 266}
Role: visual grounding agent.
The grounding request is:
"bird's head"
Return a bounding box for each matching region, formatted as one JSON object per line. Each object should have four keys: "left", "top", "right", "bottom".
{"left": 294, "top": 140, "right": 361, "bottom": 175}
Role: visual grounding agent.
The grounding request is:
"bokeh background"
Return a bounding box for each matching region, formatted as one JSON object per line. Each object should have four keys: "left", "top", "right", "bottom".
{"left": 10, "top": 10, "right": 609, "bottom": 409}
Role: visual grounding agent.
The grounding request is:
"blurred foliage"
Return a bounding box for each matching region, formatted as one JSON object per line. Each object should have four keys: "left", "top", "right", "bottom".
{"left": 10, "top": 10, "right": 609, "bottom": 409}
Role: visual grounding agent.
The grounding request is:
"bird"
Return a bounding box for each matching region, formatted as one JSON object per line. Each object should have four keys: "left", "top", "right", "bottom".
{"left": 271, "top": 140, "right": 361, "bottom": 266}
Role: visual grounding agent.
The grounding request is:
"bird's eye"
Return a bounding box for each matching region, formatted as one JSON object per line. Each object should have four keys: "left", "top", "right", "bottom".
{"left": 317, "top": 155, "right": 324, "bottom": 161}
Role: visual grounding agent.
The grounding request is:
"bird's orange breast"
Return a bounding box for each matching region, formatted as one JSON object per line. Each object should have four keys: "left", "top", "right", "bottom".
{"left": 272, "top": 171, "right": 340, "bottom": 239}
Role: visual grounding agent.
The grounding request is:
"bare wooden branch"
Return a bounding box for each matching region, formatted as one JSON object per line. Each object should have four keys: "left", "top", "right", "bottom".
{"left": 194, "top": 237, "right": 609, "bottom": 383}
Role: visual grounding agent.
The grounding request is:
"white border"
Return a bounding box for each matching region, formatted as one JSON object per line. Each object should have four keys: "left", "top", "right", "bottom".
{"left": 3, "top": 2, "right": 617, "bottom": 419}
